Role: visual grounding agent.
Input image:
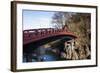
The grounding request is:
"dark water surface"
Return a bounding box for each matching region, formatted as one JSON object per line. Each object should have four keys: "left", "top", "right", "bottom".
{"left": 23, "top": 47, "right": 60, "bottom": 62}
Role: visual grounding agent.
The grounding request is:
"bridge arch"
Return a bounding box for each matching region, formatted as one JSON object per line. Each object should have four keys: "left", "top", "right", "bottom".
{"left": 23, "top": 28, "right": 77, "bottom": 45}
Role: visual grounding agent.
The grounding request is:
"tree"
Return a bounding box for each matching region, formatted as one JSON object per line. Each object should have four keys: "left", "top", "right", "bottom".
{"left": 51, "top": 12, "right": 91, "bottom": 59}
{"left": 69, "top": 13, "right": 91, "bottom": 59}
{"left": 51, "top": 12, "right": 75, "bottom": 29}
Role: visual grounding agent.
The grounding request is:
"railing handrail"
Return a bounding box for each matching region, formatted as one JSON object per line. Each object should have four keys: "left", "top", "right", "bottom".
{"left": 23, "top": 28, "right": 63, "bottom": 33}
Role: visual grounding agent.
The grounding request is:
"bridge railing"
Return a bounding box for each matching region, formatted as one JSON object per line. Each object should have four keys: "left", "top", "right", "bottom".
{"left": 23, "top": 28, "right": 64, "bottom": 41}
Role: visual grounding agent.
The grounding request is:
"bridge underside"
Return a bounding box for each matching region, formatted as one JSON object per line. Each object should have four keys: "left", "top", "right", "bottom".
{"left": 23, "top": 35, "right": 75, "bottom": 53}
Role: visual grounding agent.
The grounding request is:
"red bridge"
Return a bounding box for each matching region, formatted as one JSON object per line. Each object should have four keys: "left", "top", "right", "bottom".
{"left": 23, "top": 28, "right": 77, "bottom": 45}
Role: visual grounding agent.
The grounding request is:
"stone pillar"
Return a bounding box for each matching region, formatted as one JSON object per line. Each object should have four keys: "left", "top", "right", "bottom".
{"left": 64, "top": 41, "right": 72, "bottom": 59}
{"left": 71, "top": 40, "right": 75, "bottom": 50}
{"left": 67, "top": 43, "right": 72, "bottom": 59}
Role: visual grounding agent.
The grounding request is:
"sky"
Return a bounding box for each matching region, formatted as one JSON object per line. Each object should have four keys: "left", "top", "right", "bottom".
{"left": 23, "top": 10, "right": 55, "bottom": 30}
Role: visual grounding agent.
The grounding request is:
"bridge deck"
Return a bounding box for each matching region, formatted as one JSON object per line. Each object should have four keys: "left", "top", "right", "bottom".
{"left": 23, "top": 28, "right": 77, "bottom": 45}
